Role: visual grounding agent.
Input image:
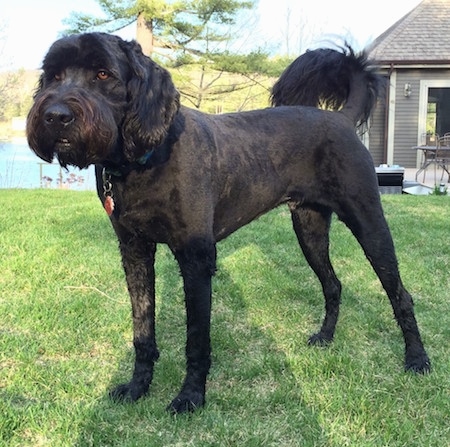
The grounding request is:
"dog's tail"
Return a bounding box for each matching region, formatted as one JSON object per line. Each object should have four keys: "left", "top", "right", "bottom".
{"left": 270, "top": 44, "right": 383, "bottom": 130}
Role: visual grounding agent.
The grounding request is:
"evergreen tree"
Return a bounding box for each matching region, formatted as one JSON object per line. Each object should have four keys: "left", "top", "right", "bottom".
{"left": 63, "top": 0, "right": 254, "bottom": 59}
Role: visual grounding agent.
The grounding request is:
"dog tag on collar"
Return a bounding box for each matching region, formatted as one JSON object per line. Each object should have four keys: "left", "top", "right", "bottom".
{"left": 102, "top": 170, "right": 115, "bottom": 216}
{"left": 104, "top": 195, "right": 115, "bottom": 216}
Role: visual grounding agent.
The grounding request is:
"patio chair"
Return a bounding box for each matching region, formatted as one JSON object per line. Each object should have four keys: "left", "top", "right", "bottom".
{"left": 416, "top": 133, "right": 439, "bottom": 182}
{"left": 436, "top": 134, "right": 450, "bottom": 183}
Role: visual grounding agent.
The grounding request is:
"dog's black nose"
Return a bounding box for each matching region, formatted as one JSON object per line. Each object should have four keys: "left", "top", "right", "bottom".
{"left": 44, "top": 104, "right": 74, "bottom": 128}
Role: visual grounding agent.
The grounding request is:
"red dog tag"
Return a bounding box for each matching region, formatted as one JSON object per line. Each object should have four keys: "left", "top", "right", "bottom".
{"left": 104, "top": 195, "right": 115, "bottom": 216}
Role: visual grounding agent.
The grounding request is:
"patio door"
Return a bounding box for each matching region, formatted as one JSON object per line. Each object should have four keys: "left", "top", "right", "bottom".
{"left": 418, "top": 80, "right": 450, "bottom": 164}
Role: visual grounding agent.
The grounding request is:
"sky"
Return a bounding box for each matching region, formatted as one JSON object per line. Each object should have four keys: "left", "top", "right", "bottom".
{"left": 1, "top": 0, "right": 422, "bottom": 71}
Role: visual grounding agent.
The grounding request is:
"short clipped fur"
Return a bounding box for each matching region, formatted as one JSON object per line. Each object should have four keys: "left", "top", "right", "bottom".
{"left": 27, "top": 33, "right": 430, "bottom": 414}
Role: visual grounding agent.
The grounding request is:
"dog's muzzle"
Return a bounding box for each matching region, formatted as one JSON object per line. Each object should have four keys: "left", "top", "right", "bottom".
{"left": 27, "top": 78, "right": 122, "bottom": 169}
{"left": 41, "top": 102, "right": 76, "bottom": 155}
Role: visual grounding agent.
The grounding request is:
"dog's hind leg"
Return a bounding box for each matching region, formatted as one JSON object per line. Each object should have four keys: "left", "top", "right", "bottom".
{"left": 338, "top": 197, "right": 431, "bottom": 374}
{"left": 289, "top": 203, "right": 342, "bottom": 345}
{"left": 167, "top": 237, "right": 217, "bottom": 414}
{"left": 109, "top": 234, "right": 160, "bottom": 402}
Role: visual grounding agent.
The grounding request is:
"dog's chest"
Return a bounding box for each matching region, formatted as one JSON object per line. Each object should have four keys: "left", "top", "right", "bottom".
{"left": 111, "top": 175, "right": 183, "bottom": 244}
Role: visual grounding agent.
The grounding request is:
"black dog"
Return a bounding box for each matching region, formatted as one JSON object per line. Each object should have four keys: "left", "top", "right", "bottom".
{"left": 26, "top": 33, "right": 430, "bottom": 413}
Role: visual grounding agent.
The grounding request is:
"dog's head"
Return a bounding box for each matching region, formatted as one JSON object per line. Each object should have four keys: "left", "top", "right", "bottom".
{"left": 26, "top": 32, "right": 180, "bottom": 169}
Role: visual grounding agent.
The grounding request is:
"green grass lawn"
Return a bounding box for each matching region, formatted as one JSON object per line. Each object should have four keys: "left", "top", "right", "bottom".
{"left": 0, "top": 189, "right": 449, "bottom": 446}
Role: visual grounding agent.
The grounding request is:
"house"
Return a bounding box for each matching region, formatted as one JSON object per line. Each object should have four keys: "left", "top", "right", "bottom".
{"left": 366, "top": 0, "right": 450, "bottom": 169}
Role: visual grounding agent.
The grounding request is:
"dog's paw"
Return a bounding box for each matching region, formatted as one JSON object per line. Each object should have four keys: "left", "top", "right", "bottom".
{"left": 307, "top": 332, "right": 333, "bottom": 346}
{"left": 109, "top": 381, "right": 149, "bottom": 402}
{"left": 166, "top": 391, "right": 205, "bottom": 414}
{"left": 405, "top": 352, "right": 431, "bottom": 374}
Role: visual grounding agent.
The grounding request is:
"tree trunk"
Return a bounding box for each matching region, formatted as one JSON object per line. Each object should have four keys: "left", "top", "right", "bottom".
{"left": 136, "top": 12, "right": 154, "bottom": 56}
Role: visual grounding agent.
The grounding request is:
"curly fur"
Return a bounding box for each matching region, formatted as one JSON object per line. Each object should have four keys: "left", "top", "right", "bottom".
{"left": 27, "top": 32, "right": 430, "bottom": 414}
{"left": 271, "top": 44, "right": 382, "bottom": 131}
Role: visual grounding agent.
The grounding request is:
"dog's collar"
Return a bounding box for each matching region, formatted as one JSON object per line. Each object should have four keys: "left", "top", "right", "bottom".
{"left": 102, "top": 114, "right": 181, "bottom": 179}
{"left": 102, "top": 148, "right": 157, "bottom": 178}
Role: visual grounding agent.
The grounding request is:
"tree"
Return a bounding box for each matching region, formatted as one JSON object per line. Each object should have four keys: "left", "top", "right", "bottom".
{"left": 278, "top": 6, "right": 323, "bottom": 58}
{"left": 0, "top": 24, "right": 22, "bottom": 123}
{"left": 63, "top": 0, "right": 254, "bottom": 59}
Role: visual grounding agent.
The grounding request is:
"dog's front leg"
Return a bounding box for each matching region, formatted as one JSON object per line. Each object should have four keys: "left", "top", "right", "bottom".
{"left": 168, "top": 238, "right": 217, "bottom": 414}
{"left": 110, "top": 235, "right": 159, "bottom": 402}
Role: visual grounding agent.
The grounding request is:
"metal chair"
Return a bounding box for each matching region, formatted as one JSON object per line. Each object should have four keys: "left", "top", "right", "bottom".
{"left": 416, "top": 134, "right": 439, "bottom": 183}
{"left": 435, "top": 135, "right": 450, "bottom": 183}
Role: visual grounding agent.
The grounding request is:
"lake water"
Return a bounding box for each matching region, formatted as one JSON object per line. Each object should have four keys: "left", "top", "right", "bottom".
{"left": 0, "top": 139, "right": 96, "bottom": 190}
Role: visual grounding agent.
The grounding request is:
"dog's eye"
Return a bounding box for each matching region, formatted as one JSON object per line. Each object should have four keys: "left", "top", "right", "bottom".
{"left": 96, "top": 70, "right": 110, "bottom": 81}
{"left": 54, "top": 73, "right": 63, "bottom": 81}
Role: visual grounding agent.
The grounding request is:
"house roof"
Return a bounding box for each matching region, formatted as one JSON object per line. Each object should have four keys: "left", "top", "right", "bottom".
{"left": 367, "top": 0, "right": 450, "bottom": 64}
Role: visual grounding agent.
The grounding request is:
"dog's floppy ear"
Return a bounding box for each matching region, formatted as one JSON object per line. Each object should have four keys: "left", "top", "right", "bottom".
{"left": 33, "top": 74, "right": 45, "bottom": 98}
{"left": 120, "top": 40, "right": 180, "bottom": 160}
{"left": 26, "top": 74, "right": 53, "bottom": 162}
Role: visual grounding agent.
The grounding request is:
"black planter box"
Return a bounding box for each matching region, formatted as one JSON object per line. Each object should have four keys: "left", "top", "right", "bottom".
{"left": 375, "top": 166, "right": 404, "bottom": 194}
